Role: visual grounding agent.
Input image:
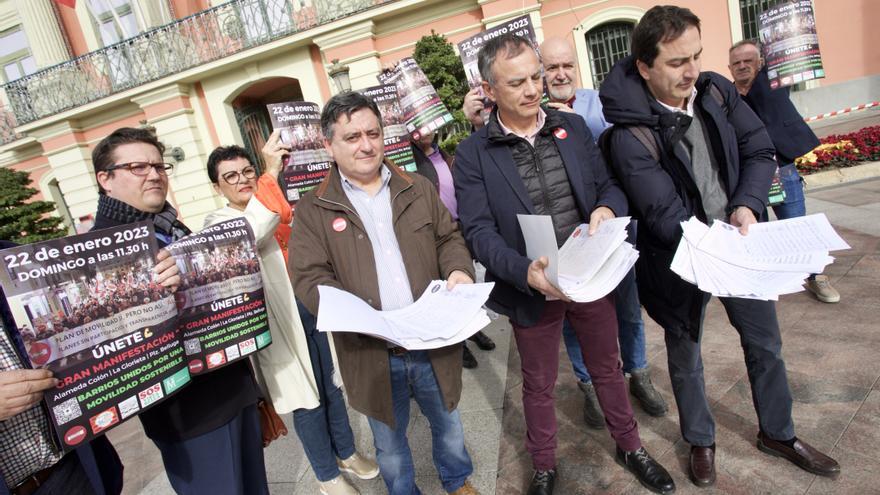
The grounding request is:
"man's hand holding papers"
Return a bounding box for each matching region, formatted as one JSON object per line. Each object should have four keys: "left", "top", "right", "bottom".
{"left": 517, "top": 214, "right": 639, "bottom": 303}
{"left": 316, "top": 280, "right": 494, "bottom": 350}
{"left": 671, "top": 214, "right": 849, "bottom": 300}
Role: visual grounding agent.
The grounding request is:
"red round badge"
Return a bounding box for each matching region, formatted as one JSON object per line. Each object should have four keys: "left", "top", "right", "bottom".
{"left": 64, "top": 425, "right": 87, "bottom": 446}
{"left": 188, "top": 359, "right": 204, "bottom": 374}
{"left": 553, "top": 128, "right": 568, "bottom": 140}
{"left": 29, "top": 342, "right": 51, "bottom": 366}
{"left": 332, "top": 218, "right": 347, "bottom": 232}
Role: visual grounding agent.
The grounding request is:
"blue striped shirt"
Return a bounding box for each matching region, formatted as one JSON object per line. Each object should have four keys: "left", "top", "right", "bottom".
{"left": 339, "top": 167, "right": 414, "bottom": 311}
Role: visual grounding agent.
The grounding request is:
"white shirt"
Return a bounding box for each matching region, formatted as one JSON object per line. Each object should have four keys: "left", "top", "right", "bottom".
{"left": 656, "top": 86, "right": 698, "bottom": 117}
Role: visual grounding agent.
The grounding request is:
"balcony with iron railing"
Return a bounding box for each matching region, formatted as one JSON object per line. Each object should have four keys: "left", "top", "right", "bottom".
{"left": 0, "top": 0, "right": 395, "bottom": 146}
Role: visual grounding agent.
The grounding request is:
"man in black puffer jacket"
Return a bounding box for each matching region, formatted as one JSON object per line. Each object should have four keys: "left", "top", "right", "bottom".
{"left": 599, "top": 5, "right": 840, "bottom": 488}
{"left": 454, "top": 33, "right": 674, "bottom": 495}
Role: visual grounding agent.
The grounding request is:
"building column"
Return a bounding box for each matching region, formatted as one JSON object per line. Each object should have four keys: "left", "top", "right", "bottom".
{"left": 132, "top": 83, "right": 221, "bottom": 228}
{"left": 31, "top": 121, "right": 100, "bottom": 229}
{"left": 12, "top": 0, "right": 70, "bottom": 68}
{"left": 314, "top": 20, "right": 380, "bottom": 91}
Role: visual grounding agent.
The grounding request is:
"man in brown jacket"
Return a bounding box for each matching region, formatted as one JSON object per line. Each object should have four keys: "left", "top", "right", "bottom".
{"left": 290, "top": 91, "right": 479, "bottom": 495}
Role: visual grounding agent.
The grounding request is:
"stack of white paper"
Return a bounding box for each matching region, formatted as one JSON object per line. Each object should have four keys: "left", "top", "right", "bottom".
{"left": 517, "top": 215, "right": 638, "bottom": 302}
{"left": 671, "top": 214, "right": 850, "bottom": 300}
{"left": 315, "top": 281, "right": 494, "bottom": 350}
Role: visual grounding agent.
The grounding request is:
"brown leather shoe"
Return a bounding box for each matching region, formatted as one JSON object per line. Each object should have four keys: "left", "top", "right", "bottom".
{"left": 757, "top": 432, "right": 841, "bottom": 478}
{"left": 689, "top": 444, "right": 716, "bottom": 487}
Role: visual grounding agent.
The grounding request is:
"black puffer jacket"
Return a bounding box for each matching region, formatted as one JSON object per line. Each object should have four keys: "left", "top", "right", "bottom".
{"left": 486, "top": 110, "right": 581, "bottom": 246}
{"left": 599, "top": 55, "right": 776, "bottom": 341}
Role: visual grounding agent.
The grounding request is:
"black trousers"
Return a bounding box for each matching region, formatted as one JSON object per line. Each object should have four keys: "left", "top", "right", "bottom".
{"left": 664, "top": 297, "right": 796, "bottom": 447}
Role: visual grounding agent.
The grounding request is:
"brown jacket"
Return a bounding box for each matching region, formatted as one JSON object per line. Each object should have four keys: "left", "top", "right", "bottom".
{"left": 289, "top": 160, "right": 475, "bottom": 427}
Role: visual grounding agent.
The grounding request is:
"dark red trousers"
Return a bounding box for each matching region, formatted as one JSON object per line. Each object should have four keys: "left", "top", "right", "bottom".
{"left": 511, "top": 294, "right": 641, "bottom": 470}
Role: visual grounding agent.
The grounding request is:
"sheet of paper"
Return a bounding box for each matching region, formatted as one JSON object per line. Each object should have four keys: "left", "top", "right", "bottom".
{"left": 317, "top": 285, "right": 394, "bottom": 336}
{"left": 558, "top": 217, "right": 630, "bottom": 282}
{"left": 561, "top": 242, "right": 638, "bottom": 302}
{"left": 671, "top": 216, "right": 822, "bottom": 299}
{"left": 517, "top": 214, "right": 559, "bottom": 285}
{"left": 385, "top": 281, "right": 494, "bottom": 340}
{"left": 395, "top": 311, "right": 491, "bottom": 350}
{"left": 695, "top": 214, "right": 846, "bottom": 271}
{"left": 316, "top": 282, "right": 494, "bottom": 350}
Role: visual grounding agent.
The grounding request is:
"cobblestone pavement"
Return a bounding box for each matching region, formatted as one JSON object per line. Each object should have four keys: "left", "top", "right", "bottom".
{"left": 112, "top": 178, "right": 880, "bottom": 494}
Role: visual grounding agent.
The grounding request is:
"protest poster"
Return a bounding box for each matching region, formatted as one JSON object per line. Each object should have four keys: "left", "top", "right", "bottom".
{"left": 377, "top": 57, "right": 454, "bottom": 140}
{"left": 167, "top": 218, "right": 270, "bottom": 376}
{"left": 267, "top": 101, "right": 333, "bottom": 206}
{"left": 361, "top": 84, "right": 416, "bottom": 172}
{"left": 758, "top": 0, "right": 824, "bottom": 89}
{"left": 456, "top": 14, "right": 542, "bottom": 121}
{"left": 0, "top": 222, "right": 188, "bottom": 452}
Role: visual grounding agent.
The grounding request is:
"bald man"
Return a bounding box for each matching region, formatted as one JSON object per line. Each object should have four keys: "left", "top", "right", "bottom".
{"left": 538, "top": 37, "right": 669, "bottom": 428}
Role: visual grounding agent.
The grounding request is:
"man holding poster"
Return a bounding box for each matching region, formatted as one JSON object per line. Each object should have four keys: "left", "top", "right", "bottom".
{"left": 0, "top": 249, "right": 123, "bottom": 495}
{"left": 291, "top": 92, "right": 479, "bottom": 495}
{"left": 90, "top": 127, "right": 267, "bottom": 494}
{"left": 728, "top": 39, "right": 839, "bottom": 304}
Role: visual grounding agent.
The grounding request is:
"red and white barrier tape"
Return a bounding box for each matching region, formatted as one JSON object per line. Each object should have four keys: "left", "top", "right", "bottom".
{"left": 805, "top": 101, "right": 880, "bottom": 122}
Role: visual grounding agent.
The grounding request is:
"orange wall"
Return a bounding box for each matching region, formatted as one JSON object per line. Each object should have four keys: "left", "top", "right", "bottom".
{"left": 376, "top": 8, "right": 484, "bottom": 62}
{"left": 56, "top": 2, "right": 90, "bottom": 58}
{"left": 539, "top": 0, "right": 735, "bottom": 84}
{"left": 170, "top": 0, "right": 210, "bottom": 19}
{"left": 11, "top": 156, "right": 50, "bottom": 202}
{"left": 813, "top": 0, "right": 880, "bottom": 86}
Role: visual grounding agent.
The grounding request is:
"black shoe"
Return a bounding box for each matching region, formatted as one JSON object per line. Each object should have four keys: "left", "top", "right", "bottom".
{"left": 616, "top": 446, "right": 676, "bottom": 494}
{"left": 462, "top": 343, "right": 478, "bottom": 369}
{"left": 468, "top": 331, "right": 496, "bottom": 350}
{"left": 526, "top": 468, "right": 556, "bottom": 495}
{"left": 577, "top": 381, "right": 605, "bottom": 429}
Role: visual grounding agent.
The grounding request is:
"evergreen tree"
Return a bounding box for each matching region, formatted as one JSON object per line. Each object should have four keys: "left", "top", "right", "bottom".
{"left": 0, "top": 168, "right": 67, "bottom": 244}
{"left": 412, "top": 31, "right": 471, "bottom": 155}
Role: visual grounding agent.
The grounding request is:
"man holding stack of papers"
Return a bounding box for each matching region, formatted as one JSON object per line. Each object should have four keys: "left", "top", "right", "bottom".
{"left": 599, "top": 6, "right": 839, "bottom": 487}
{"left": 291, "top": 92, "right": 481, "bottom": 495}
{"left": 518, "top": 215, "right": 638, "bottom": 303}
{"left": 454, "top": 34, "right": 675, "bottom": 495}
{"left": 672, "top": 214, "right": 849, "bottom": 300}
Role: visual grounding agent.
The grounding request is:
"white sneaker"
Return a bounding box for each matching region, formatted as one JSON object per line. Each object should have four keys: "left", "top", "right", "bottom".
{"left": 318, "top": 475, "right": 359, "bottom": 495}
{"left": 806, "top": 275, "right": 841, "bottom": 303}
{"left": 337, "top": 452, "right": 380, "bottom": 480}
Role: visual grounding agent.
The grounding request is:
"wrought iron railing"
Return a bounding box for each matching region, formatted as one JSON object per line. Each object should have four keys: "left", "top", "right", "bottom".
{"left": 0, "top": 0, "right": 393, "bottom": 136}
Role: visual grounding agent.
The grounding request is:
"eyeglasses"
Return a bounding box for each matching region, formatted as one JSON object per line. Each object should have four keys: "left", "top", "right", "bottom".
{"left": 221, "top": 167, "right": 257, "bottom": 185}
{"left": 106, "top": 162, "right": 174, "bottom": 176}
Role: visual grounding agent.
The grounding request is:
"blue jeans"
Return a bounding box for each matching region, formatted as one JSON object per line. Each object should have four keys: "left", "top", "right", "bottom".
{"left": 772, "top": 163, "right": 816, "bottom": 278}
{"left": 563, "top": 267, "right": 647, "bottom": 383}
{"left": 367, "top": 350, "right": 473, "bottom": 495}
{"left": 292, "top": 300, "right": 356, "bottom": 482}
{"left": 771, "top": 163, "right": 806, "bottom": 220}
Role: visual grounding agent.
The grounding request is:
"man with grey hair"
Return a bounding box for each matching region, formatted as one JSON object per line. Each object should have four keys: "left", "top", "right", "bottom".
{"left": 291, "top": 91, "right": 479, "bottom": 495}
{"left": 728, "top": 39, "right": 839, "bottom": 303}
{"left": 454, "top": 34, "right": 674, "bottom": 495}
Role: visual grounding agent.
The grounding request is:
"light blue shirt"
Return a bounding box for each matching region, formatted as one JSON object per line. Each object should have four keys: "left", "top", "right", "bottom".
{"left": 572, "top": 88, "right": 612, "bottom": 143}
{"left": 339, "top": 166, "right": 414, "bottom": 311}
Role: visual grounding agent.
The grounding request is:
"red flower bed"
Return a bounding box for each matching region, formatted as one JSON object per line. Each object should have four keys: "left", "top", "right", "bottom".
{"left": 796, "top": 125, "right": 880, "bottom": 175}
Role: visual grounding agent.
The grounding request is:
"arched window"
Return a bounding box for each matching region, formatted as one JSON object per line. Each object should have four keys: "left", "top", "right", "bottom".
{"left": 231, "top": 77, "right": 304, "bottom": 172}
{"left": 585, "top": 21, "right": 634, "bottom": 89}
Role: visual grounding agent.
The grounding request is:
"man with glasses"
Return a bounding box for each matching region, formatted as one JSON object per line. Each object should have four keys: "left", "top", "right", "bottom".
{"left": 91, "top": 127, "right": 268, "bottom": 494}
{"left": 204, "top": 138, "right": 379, "bottom": 495}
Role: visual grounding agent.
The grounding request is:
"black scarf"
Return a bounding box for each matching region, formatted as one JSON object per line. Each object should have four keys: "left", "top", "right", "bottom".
{"left": 96, "top": 194, "right": 191, "bottom": 243}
